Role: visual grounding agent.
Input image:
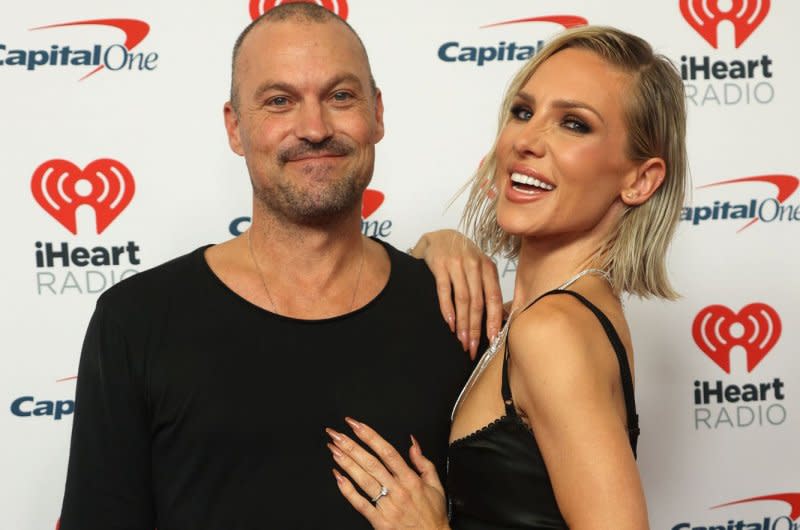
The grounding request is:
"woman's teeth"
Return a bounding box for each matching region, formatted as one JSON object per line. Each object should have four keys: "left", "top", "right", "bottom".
{"left": 510, "top": 172, "right": 554, "bottom": 192}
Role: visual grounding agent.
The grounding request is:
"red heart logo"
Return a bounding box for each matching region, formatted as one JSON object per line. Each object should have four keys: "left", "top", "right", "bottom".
{"left": 31, "top": 159, "right": 135, "bottom": 235}
{"left": 361, "top": 189, "right": 384, "bottom": 219}
{"left": 250, "top": 0, "right": 349, "bottom": 21}
{"left": 692, "top": 303, "right": 781, "bottom": 373}
{"left": 680, "top": 0, "right": 770, "bottom": 48}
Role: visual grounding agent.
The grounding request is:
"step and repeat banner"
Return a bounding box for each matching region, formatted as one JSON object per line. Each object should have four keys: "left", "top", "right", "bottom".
{"left": 2, "top": 1, "right": 797, "bottom": 528}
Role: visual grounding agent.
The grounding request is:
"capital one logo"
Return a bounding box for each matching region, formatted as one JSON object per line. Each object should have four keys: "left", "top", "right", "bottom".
{"left": 0, "top": 19, "right": 158, "bottom": 81}
{"left": 692, "top": 303, "right": 781, "bottom": 373}
{"left": 361, "top": 188, "right": 391, "bottom": 238}
{"left": 249, "top": 0, "right": 349, "bottom": 21}
{"left": 674, "top": 492, "right": 800, "bottom": 528}
{"left": 437, "top": 14, "right": 586, "bottom": 68}
{"left": 681, "top": 174, "right": 800, "bottom": 231}
{"left": 680, "top": 0, "right": 770, "bottom": 48}
{"left": 31, "top": 159, "right": 135, "bottom": 235}
{"left": 480, "top": 15, "right": 587, "bottom": 30}
{"left": 715, "top": 492, "right": 800, "bottom": 520}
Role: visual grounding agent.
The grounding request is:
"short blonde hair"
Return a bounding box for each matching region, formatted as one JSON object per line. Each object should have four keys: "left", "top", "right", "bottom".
{"left": 461, "top": 26, "right": 687, "bottom": 299}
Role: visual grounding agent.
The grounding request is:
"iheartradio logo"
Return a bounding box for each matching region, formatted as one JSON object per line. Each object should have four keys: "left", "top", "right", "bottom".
{"left": 249, "top": 0, "right": 349, "bottom": 21}
{"left": 680, "top": 0, "right": 770, "bottom": 48}
{"left": 692, "top": 303, "right": 781, "bottom": 374}
{"left": 31, "top": 159, "right": 135, "bottom": 235}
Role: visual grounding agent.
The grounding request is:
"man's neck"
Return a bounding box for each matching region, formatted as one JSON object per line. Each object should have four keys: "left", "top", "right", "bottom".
{"left": 206, "top": 205, "right": 390, "bottom": 320}
{"left": 249, "top": 207, "right": 365, "bottom": 289}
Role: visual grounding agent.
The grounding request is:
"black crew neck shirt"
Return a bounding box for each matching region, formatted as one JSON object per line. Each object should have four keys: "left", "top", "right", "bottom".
{"left": 60, "top": 241, "right": 473, "bottom": 530}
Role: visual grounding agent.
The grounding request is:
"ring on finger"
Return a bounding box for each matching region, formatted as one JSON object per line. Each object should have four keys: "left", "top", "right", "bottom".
{"left": 370, "top": 484, "right": 389, "bottom": 506}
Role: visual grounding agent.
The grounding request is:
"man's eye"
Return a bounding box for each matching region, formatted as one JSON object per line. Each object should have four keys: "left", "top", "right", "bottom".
{"left": 268, "top": 96, "right": 289, "bottom": 106}
{"left": 510, "top": 105, "right": 532, "bottom": 121}
{"left": 332, "top": 91, "right": 353, "bottom": 102}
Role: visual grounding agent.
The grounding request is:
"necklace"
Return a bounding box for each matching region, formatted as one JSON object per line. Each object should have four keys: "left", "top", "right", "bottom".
{"left": 246, "top": 230, "right": 365, "bottom": 315}
{"left": 450, "top": 267, "right": 609, "bottom": 420}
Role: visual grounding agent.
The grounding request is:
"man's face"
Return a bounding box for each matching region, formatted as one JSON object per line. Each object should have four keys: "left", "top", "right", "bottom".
{"left": 225, "top": 20, "right": 384, "bottom": 225}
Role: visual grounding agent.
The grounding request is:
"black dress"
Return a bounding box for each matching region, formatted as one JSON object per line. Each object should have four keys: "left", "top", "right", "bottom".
{"left": 447, "top": 290, "right": 640, "bottom": 529}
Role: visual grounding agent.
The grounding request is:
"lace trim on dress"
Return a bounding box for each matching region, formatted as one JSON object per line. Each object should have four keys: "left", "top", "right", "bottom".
{"left": 449, "top": 414, "right": 535, "bottom": 449}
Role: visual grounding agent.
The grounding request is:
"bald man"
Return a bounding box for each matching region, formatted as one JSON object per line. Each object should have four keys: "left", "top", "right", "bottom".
{"left": 59, "top": 5, "right": 499, "bottom": 529}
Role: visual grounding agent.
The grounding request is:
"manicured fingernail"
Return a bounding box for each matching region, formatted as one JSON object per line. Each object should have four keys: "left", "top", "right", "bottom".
{"left": 325, "top": 428, "right": 342, "bottom": 442}
{"left": 345, "top": 417, "right": 363, "bottom": 432}
{"left": 458, "top": 331, "right": 468, "bottom": 351}
{"left": 447, "top": 314, "right": 455, "bottom": 331}
{"left": 332, "top": 468, "right": 345, "bottom": 484}
{"left": 470, "top": 339, "right": 478, "bottom": 352}
{"left": 411, "top": 434, "right": 425, "bottom": 456}
{"left": 327, "top": 442, "right": 344, "bottom": 458}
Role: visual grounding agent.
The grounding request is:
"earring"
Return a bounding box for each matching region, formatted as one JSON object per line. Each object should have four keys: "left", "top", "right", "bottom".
{"left": 626, "top": 191, "right": 638, "bottom": 199}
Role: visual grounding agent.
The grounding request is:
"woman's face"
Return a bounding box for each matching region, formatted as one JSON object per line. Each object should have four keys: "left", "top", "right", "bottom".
{"left": 494, "top": 47, "right": 639, "bottom": 242}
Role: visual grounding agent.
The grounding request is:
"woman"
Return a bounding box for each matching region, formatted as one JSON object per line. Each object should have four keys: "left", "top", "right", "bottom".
{"left": 325, "top": 25, "right": 687, "bottom": 529}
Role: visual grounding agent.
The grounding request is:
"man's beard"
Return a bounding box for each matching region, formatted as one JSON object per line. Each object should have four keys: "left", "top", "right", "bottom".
{"left": 254, "top": 138, "right": 371, "bottom": 226}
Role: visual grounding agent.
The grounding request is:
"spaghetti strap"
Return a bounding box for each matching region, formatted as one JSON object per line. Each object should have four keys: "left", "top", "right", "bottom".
{"left": 501, "top": 289, "right": 561, "bottom": 417}
{"left": 501, "top": 289, "right": 640, "bottom": 455}
{"left": 500, "top": 289, "right": 558, "bottom": 418}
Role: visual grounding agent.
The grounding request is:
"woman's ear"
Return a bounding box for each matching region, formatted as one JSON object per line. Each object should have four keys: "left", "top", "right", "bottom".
{"left": 621, "top": 157, "right": 666, "bottom": 206}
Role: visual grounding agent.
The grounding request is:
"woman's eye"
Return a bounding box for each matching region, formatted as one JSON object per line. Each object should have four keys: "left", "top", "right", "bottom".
{"left": 510, "top": 105, "right": 533, "bottom": 121}
{"left": 563, "top": 117, "right": 590, "bottom": 133}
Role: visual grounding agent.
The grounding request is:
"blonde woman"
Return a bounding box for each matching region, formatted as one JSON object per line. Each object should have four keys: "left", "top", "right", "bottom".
{"left": 326, "top": 25, "right": 687, "bottom": 529}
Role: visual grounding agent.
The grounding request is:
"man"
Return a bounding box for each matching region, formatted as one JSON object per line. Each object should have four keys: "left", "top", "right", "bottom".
{"left": 59, "top": 4, "right": 500, "bottom": 529}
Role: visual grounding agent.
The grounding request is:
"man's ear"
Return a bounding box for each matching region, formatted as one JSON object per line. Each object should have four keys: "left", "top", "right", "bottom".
{"left": 372, "top": 88, "right": 385, "bottom": 144}
{"left": 621, "top": 157, "right": 666, "bottom": 206}
{"left": 224, "top": 101, "right": 245, "bottom": 156}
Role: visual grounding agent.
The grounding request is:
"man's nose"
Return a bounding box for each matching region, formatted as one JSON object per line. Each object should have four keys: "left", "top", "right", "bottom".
{"left": 295, "top": 101, "right": 334, "bottom": 143}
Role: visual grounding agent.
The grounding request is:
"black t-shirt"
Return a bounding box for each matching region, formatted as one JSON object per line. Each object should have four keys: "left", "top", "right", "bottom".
{"left": 60, "top": 241, "right": 473, "bottom": 530}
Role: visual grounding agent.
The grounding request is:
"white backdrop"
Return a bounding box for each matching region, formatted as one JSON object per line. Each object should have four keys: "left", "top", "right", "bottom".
{"left": 2, "top": 1, "right": 798, "bottom": 528}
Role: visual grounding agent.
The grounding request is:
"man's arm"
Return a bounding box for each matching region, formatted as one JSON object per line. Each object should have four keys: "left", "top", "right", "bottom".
{"left": 410, "top": 229, "right": 503, "bottom": 359}
{"left": 59, "top": 299, "right": 155, "bottom": 530}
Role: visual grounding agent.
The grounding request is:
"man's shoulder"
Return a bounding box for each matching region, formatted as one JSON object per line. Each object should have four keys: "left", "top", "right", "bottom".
{"left": 379, "top": 239, "right": 435, "bottom": 284}
{"left": 373, "top": 239, "right": 445, "bottom": 316}
{"left": 97, "top": 245, "right": 211, "bottom": 311}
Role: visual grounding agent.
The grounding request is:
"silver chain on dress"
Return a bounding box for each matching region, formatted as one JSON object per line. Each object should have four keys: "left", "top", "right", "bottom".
{"left": 450, "top": 268, "right": 609, "bottom": 420}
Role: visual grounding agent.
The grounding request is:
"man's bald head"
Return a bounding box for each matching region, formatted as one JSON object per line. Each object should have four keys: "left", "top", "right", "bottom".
{"left": 229, "top": 3, "right": 376, "bottom": 112}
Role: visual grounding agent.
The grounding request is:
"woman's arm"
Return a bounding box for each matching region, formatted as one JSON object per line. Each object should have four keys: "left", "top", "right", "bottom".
{"left": 507, "top": 295, "right": 649, "bottom": 530}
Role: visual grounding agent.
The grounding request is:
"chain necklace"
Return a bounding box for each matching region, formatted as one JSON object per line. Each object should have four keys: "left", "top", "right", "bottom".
{"left": 246, "top": 229, "right": 365, "bottom": 315}
{"left": 451, "top": 267, "right": 609, "bottom": 420}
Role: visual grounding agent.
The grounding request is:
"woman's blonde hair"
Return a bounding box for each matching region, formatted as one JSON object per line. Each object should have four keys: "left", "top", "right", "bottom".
{"left": 461, "top": 25, "right": 687, "bottom": 299}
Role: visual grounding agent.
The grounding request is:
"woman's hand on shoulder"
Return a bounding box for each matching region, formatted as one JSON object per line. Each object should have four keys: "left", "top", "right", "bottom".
{"left": 507, "top": 296, "right": 649, "bottom": 530}
{"left": 326, "top": 418, "right": 451, "bottom": 530}
{"left": 411, "top": 229, "right": 503, "bottom": 359}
